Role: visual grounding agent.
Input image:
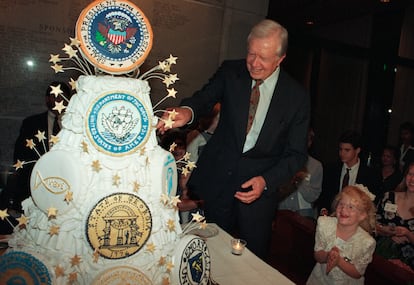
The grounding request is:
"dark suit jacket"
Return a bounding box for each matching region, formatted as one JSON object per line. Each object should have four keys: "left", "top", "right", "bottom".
{"left": 183, "top": 59, "right": 310, "bottom": 219}
{"left": 316, "top": 161, "right": 382, "bottom": 212}
{"left": 1, "top": 112, "right": 50, "bottom": 209}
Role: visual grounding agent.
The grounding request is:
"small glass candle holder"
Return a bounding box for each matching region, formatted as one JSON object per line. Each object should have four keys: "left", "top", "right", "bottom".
{"left": 231, "top": 238, "right": 247, "bottom": 255}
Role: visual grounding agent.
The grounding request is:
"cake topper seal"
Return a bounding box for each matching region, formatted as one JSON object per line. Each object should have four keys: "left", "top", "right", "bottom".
{"left": 86, "top": 193, "right": 152, "bottom": 259}
{"left": 92, "top": 266, "right": 153, "bottom": 285}
{"left": 76, "top": 0, "right": 153, "bottom": 74}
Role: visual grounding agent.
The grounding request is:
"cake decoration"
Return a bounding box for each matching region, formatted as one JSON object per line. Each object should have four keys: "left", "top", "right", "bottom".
{"left": 1, "top": 0, "right": 209, "bottom": 284}
{"left": 0, "top": 251, "right": 52, "bottom": 285}
{"left": 76, "top": 0, "right": 153, "bottom": 74}
{"left": 86, "top": 193, "right": 152, "bottom": 260}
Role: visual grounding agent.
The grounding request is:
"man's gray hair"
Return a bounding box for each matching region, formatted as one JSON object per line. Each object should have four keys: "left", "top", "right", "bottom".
{"left": 247, "top": 19, "right": 288, "bottom": 57}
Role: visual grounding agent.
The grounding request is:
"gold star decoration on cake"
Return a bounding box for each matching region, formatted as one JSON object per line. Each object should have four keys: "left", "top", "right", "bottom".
{"left": 68, "top": 271, "right": 78, "bottom": 283}
{"left": 158, "top": 256, "right": 166, "bottom": 266}
{"left": 146, "top": 242, "right": 156, "bottom": 253}
{"left": 167, "top": 219, "right": 176, "bottom": 232}
{"left": 0, "top": 209, "right": 9, "bottom": 220}
{"left": 170, "top": 195, "right": 181, "bottom": 208}
{"left": 54, "top": 265, "right": 65, "bottom": 278}
{"left": 169, "top": 142, "right": 177, "bottom": 152}
{"left": 64, "top": 191, "right": 73, "bottom": 203}
{"left": 50, "top": 84, "right": 63, "bottom": 97}
{"left": 181, "top": 167, "right": 190, "bottom": 177}
{"left": 166, "top": 261, "right": 174, "bottom": 273}
{"left": 71, "top": 255, "right": 81, "bottom": 267}
{"left": 52, "top": 63, "right": 64, "bottom": 73}
{"left": 69, "top": 78, "right": 77, "bottom": 90}
{"left": 81, "top": 141, "right": 89, "bottom": 153}
{"left": 49, "top": 225, "right": 60, "bottom": 236}
{"left": 47, "top": 207, "right": 58, "bottom": 219}
{"left": 199, "top": 220, "right": 208, "bottom": 230}
{"left": 69, "top": 37, "right": 81, "bottom": 47}
{"left": 35, "top": 130, "right": 46, "bottom": 142}
{"left": 13, "top": 160, "right": 24, "bottom": 170}
{"left": 133, "top": 181, "right": 141, "bottom": 192}
{"left": 62, "top": 43, "right": 78, "bottom": 58}
{"left": 191, "top": 212, "right": 205, "bottom": 223}
{"left": 49, "top": 54, "right": 61, "bottom": 64}
{"left": 92, "top": 248, "right": 100, "bottom": 263}
{"left": 162, "top": 277, "right": 170, "bottom": 285}
{"left": 26, "top": 139, "right": 36, "bottom": 149}
{"left": 167, "top": 88, "right": 177, "bottom": 98}
{"left": 166, "top": 54, "right": 178, "bottom": 65}
{"left": 91, "top": 160, "right": 101, "bottom": 172}
{"left": 112, "top": 174, "right": 121, "bottom": 187}
{"left": 16, "top": 214, "right": 29, "bottom": 228}
{"left": 160, "top": 194, "right": 169, "bottom": 205}
{"left": 50, "top": 135, "right": 60, "bottom": 145}
{"left": 53, "top": 100, "right": 66, "bottom": 114}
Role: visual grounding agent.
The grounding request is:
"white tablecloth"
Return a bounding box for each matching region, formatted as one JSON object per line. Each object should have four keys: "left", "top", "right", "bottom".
{"left": 205, "top": 224, "right": 295, "bottom": 285}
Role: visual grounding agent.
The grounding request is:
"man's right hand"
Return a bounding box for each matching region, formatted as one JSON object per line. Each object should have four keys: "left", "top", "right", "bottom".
{"left": 156, "top": 107, "right": 192, "bottom": 134}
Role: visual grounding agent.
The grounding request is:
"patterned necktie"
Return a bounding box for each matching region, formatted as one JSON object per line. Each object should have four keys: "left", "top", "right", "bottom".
{"left": 246, "top": 79, "right": 263, "bottom": 133}
{"left": 341, "top": 168, "right": 351, "bottom": 189}
{"left": 52, "top": 116, "right": 60, "bottom": 136}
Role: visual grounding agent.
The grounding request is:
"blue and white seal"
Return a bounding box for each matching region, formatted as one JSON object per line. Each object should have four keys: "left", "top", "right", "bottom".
{"left": 87, "top": 91, "right": 151, "bottom": 156}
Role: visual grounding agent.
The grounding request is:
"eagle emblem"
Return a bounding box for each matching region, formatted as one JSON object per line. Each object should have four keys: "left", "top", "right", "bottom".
{"left": 96, "top": 11, "right": 138, "bottom": 53}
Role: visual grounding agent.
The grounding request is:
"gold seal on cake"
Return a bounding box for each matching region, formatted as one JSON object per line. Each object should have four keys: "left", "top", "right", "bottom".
{"left": 92, "top": 266, "right": 153, "bottom": 285}
{"left": 87, "top": 193, "right": 152, "bottom": 259}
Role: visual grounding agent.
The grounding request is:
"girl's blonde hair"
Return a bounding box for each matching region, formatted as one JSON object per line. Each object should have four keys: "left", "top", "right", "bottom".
{"left": 331, "top": 185, "right": 376, "bottom": 234}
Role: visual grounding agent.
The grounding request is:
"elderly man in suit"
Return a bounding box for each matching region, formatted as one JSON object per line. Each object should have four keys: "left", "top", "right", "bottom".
{"left": 158, "top": 19, "right": 310, "bottom": 259}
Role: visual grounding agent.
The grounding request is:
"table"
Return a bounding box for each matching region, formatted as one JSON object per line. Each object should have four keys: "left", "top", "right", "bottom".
{"left": 205, "top": 224, "right": 295, "bottom": 285}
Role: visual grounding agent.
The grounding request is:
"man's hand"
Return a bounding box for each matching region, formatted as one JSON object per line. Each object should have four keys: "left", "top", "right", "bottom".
{"left": 234, "top": 176, "right": 266, "bottom": 204}
{"left": 156, "top": 107, "right": 192, "bottom": 134}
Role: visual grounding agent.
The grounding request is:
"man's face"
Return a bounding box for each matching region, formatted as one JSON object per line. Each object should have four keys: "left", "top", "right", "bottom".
{"left": 339, "top": 142, "right": 360, "bottom": 166}
{"left": 246, "top": 35, "right": 285, "bottom": 81}
{"left": 400, "top": 129, "right": 413, "bottom": 146}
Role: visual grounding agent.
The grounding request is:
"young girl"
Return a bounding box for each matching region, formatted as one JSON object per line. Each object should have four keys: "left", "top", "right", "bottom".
{"left": 307, "top": 185, "right": 376, "bottom": 284}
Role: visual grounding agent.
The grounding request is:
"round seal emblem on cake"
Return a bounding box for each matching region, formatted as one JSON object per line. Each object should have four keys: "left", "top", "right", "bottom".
{"left": 172, "top": 235, "right": 211, "bottom": 285}
{"left": 76, "top": 0, "right": 153, "bottom": 74}
{"left": 86, "top": 91, "right": 151, "bottom": 156}
{"left": 0, "top": 251, "right": 52, "bottom": 285}
{"left": 30, "top": 150, "right": 80, "bottom": 215}
{"left": 86, "top": 193, "right": 152, "bottom": 259}
{"left": 92, "top": 266, "right": 153, "bottom": 285}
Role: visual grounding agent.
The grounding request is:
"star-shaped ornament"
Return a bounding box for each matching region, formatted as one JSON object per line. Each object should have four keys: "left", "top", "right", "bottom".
{"left": 26, "top": 139, "right": 36, "bottom": 149}
{"left": 69, "top": 78, "right": 77, "bottom": 90}
{"left": 199, "top": 221, "right": 208, "bottom": 230}
{"left": 166, "top": 261, "right": 174, "bottom": 273}
{"left": 13, "top": 160, "right": 24, "bottom": 170}
{"left": 49, "top": 225, "right": 60, "bottom": 236}
{"left": 0, "top": 209, "right": 9, "bottom": 220}
{"left": 186, "top": 161, "right": 197, "bottom": 170}
{"left": 183, "top": 152, "right": 191, "bottom": 161}
{"left": 35, "top": 130, "right": 46, "bottom": 142}
{"left": 50, "top": 84, "right": 63, "bottom": 97}
{"left": 54, "top": 265, "right": 65, "bottom": 278}
{"left": 181, "top": 167, "right": 190, "bottom": 177}
{"left": 69, "top": 37, "right": 81, "bottom": 47}
{"left": 166, "top": 54, "right": 178, "bottom": 65}
{"left": 68, "top": 272, "right": 78, "bottom": 283}
{"left": 133, "top": 181, "right": 140, "bottom": 192}
{"left": 50, "top": 135, "right": 60, "bottom": 145}
{"left": 53, "top": 100, "right": 66, "bottom": 114}
{"left": 62, "top": 43, "right": 78, "bottom": 58}
{"left": 64, "top": 191, "right": 73, "bottom": 203}
{"left": 112, "top": 174, "right": 121, "bottom": 187}
{"left": 71, "top": 255, "right": 81, "bottom": 266}
{"left": 167, "top": 219, "right": 176, "bottom": 231}
{"left": 170, "top": 195, "right": 181, "bottom": 208}
{"left": 167, "top": 88, "right": 177, "bottom": 98}
{"left": 191, "top": 212, "right": 204, "bottom": 223}
{"left": 93, "top": 248, "right": 100, "bottom": 263}
{"left": 158, "top": 256, "right": 166, "bottom": 266}
{"left": 49, "top": 54, "right": 61, "bottom": 64}
{"left": 16, "top": 214, "right": 29, "bottom": 228}
{"left": 81, "top": 141, "right": 88, "bottom": 153}
{"left": 146, "top": 242, "right": 156, "bottom": 253}
{"left": 160, "top": 194, "right": 169, "bottom": 205}
{"left": 47, "top": 207, "right": 58, "bottom": 219}
{"left": 169, "top": 142, "right": 177, "bottom": 152}
{"left": 91, "top": 160, "right": 101, "bottom": 172}
{"left": 168, "top": 74, "right": 179, "bottom": 84}
{"left": 51, "top": 64, "right": 64, "bottom": 73}
{"left": 168, "top": 109, "right": 179, "bottom": 119}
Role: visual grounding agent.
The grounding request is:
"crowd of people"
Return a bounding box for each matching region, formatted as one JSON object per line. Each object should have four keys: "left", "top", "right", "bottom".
{"left": 1, "top": 18, "right": 413, "bottom": 284}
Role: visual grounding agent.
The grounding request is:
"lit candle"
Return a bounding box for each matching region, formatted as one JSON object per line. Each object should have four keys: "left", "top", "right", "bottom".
{"left": 231, "top": 239, "right": 246, "bottom": 255}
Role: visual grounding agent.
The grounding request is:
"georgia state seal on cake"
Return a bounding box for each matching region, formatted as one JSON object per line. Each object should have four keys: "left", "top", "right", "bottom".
{"left": 86, "top": 91, "right": 151, "bottom": 156}
{"left": 76, "top": 0, "right": 153, "bottom": 74}
{"left": 86, "top": 193, "right": 152, "bottom": 259}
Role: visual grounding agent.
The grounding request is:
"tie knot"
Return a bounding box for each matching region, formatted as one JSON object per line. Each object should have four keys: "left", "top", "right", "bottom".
{"left": 254, "top": 79, "right": 263, "bottom": 88}
{"left": 346, "top": 168, "right": 351, "bottom": 172}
